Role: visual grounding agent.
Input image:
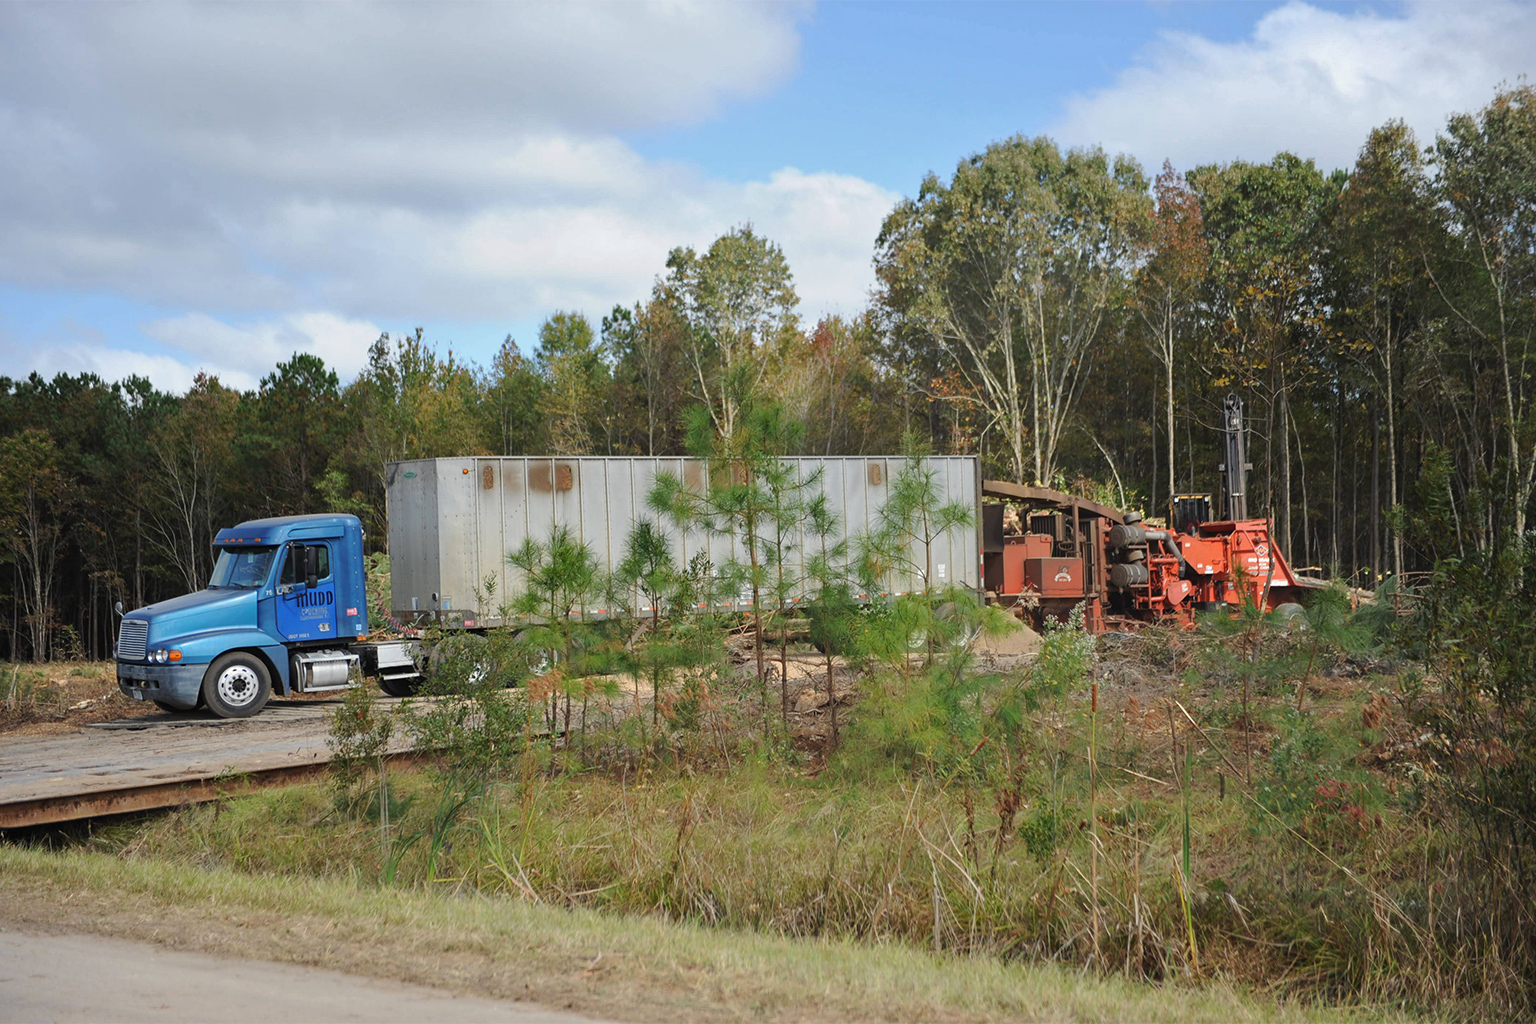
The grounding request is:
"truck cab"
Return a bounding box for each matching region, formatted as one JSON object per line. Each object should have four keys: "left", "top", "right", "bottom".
{"left": 116, "top": 513, "right": 377, "bottom": 717}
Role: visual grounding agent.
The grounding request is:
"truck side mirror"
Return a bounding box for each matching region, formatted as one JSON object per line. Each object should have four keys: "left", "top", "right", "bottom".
{"left": 304, "top": 545, "right": 320, "bottom": 590}
{"left": 113, "top": 601, "right": 123, "bottom": 617}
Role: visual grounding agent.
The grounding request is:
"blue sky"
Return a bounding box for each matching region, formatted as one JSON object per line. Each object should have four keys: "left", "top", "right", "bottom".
{"left": 1, "top": 1, "right": 1531, "bottom": 393}
{"left": 635, "top": 2, "right": 1270, "bottom": 190}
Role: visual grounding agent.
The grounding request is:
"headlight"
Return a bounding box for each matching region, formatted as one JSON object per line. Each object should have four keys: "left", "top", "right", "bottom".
{"left": 152, "top": 649, "right": 168, "bottom": 664}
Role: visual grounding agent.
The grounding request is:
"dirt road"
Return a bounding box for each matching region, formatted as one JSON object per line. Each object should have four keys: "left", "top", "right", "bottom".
{"left": 0, "top": 928, "right": 599, "bottom": 1023}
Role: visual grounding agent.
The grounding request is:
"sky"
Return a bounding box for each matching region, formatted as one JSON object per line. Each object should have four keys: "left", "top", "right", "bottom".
{"left": 1, "top": 0, "right": 1533, "bottom": 394}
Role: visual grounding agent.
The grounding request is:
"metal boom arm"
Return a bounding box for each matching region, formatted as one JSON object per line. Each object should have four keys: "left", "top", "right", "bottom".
{"left": 1220, "top": 394, "right": 1249, "bottom": 520}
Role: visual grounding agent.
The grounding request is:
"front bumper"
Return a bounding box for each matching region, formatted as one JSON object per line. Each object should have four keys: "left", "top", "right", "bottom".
{"left": 117, "top": 662, "right": 207, "bottom": 709}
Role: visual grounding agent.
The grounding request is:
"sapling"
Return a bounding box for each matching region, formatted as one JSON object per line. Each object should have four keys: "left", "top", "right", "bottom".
{"left": 650, "top": 403, "right": 794, "bottom": 728}
{"left": 759, "top": 449, "right": 839, "bottom": 723}
{"left": 326, "top": 680, "right": 395, "bottom": 820}
{"left": 860, "top": 432, "right": 974, "bottom": 666}
{"left": 859, "top": 594, "right": 930, "bottom": 696}
{"left": 1200, "top": 571, "right": 1294, "bottom": 782}
{"left": 668, "top": 551, "right": 731, "bottom": 760}
{"left": 614, "top": 518, "right": 684, "bottom": 744}
{"left": 506, "top": 524, "right": 609, "bottom": 743}
{"left": 1294, "top": 584, "right": 1365, "bottom": 712}
{"left": 410, "top": 629, "right": 529, "bottom": 782}
{"left": 806, "top": 552, "right": 858, "bottom": 749}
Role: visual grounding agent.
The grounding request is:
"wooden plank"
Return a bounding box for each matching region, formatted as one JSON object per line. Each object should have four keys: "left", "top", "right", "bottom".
{"left": 0, "top": 690, "right": 633, "bottom": 829}
{"left": 0, "top": 753, "right": 431, "bottom": 829}
{"left": 0, "top": 699, "right": 411, "bottom": 815}
{"left": 980, "top": 479, "right": 1125, "bottom": 523}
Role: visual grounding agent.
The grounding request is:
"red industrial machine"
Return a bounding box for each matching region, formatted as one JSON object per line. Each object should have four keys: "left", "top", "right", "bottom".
{"left": 981, "top": 395, "right": 1317, "bottom": 632}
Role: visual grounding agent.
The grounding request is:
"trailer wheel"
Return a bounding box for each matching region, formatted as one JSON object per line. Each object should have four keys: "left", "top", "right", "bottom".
{"left": 377, "top": 674, "right": 420, "bottom": 698}
{"left": 201, "top": 652, "right": 272, "bottom": 718}
{"left": 425, "top": 633, "right": 496, "bottom": 688}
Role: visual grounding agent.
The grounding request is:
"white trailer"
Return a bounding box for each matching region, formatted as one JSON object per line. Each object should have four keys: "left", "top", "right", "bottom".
{"left": 385, "top": 456, "right": 982, "bottom": 627}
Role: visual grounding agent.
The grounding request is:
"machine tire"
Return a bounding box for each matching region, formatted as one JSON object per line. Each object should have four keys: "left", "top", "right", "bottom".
{"left": 1273, "top": 602, "right": 1308, "bottom": 631}
{"left": 201, "top": 652, "right": 272, "bottom": 718}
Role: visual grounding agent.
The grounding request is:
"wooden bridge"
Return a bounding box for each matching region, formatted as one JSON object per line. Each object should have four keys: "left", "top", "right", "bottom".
{"left": 0, "top": 698, "right": 421, "bottom": 829}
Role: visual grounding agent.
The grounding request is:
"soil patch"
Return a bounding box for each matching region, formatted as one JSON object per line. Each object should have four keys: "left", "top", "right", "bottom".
{"left": 973, "top": 621, "right": 1042, "bottom": 671}
{"left": 0, "top": 661, "right": 154, "bottom": 736}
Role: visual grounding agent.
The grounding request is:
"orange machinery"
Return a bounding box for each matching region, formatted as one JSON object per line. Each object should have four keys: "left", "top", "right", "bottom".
{"left": 979, "top": 396, "right": 1316, "bottom": 632}
{"left": 982, "top": 483, "right": 1312, "bottom": 632}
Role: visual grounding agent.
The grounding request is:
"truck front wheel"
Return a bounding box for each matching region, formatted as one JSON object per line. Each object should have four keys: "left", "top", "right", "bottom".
{"left": 202, "top": 652, "right": 272, "bottom": 718}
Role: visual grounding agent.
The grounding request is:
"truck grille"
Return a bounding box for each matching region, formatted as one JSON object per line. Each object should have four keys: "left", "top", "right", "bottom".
{"left": 117, "top": 619, "right": 148, "bottom": 661}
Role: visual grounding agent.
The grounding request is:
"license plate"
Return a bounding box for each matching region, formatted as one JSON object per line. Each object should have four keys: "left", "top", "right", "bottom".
{"left": 128, "top": 688, "right": 146, "bottom": 701}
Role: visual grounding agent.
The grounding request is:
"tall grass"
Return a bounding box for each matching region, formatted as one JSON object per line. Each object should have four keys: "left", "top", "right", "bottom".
{"left": 63, "top": 707, "right": 1501, "bottom": 1013}
{"left": 0, "top": 844, "right": 1340, "bottom": 1024}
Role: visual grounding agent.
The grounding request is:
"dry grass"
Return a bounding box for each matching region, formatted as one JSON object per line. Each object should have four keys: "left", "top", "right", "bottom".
{"left": 45, "top": 714, "right": 1447, "bottom": 1013}
{"left": 0, "top": 844, "right": 1355, "bottom": 1023}
{"left": 0, "top": 660, "right": 150, "bottom": 735}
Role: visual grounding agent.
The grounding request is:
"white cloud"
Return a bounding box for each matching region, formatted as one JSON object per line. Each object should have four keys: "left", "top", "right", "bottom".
{"left": 370, "top": 165, "right": 897, "bottom": 320}
{"left": 0, "top": 1, "right": 893, "bottom": 391}
{"left": 739, "top": 169, "right": 900, "bottom": 316}
{"left": 0, "top": 4, "right": 836, "bottom": 312}
{"left": 0, "top": 3, "right": 803, "bottom": 141}
{"left": 142, "top": 311, "right": 385, "bottom": 388}
{"left": 9, "top": 337, "right": 228, "bottom": 394}
{"left": 3, "top": 310, "right": 383, "bottom": 393}
{"left": 1054, "top": 1, "right": 1536, "bottom": 175}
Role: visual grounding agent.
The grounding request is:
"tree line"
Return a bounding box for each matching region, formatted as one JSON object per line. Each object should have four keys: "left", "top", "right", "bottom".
{"left": 3, "top": 83, "right": 1532, "bottom": 661}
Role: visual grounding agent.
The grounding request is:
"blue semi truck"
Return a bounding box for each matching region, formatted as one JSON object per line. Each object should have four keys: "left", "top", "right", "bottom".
{"left": 115, "top": 513, "right": 421, "bottom": 718}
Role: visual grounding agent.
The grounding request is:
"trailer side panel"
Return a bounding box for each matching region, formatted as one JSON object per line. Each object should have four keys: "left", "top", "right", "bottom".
{"left": 385, "top": 456, "right": 980, "bottom": 625}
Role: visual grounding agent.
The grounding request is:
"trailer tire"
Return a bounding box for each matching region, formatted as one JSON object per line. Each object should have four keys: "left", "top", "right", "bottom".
{"left": 201, "top": 652, "right": 272, "bottom": 718}
{"left": 377, "top": 674, "right": 420, "bottom": 698}
{"left": 426, "top": 633, "right": 495, "bottom": 689}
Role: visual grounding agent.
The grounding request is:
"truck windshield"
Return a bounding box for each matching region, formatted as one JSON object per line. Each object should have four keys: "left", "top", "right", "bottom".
{"left": 208, "top": 546, "right": 277, "bottom": 590}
